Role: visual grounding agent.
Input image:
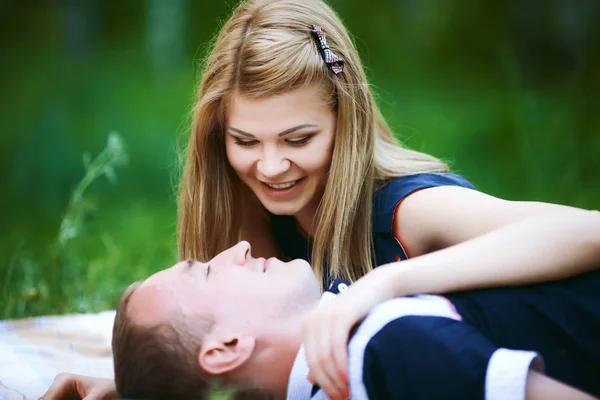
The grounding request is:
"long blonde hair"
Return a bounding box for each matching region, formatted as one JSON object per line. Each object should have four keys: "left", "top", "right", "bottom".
{"left": 178, "top": 0, "right": 447, "bottom": 285}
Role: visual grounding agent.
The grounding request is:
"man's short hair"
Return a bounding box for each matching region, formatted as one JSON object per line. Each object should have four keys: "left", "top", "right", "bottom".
{"left": 112, "top": 282, "right": 275, "bottom": 400}
{"left": 112, "top": 281, "right": 216, "bottom": 399}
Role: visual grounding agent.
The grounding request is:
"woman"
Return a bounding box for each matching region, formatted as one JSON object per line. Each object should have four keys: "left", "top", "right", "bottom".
{"left": 41, "top": 0, "right": 600, "bottom": 398}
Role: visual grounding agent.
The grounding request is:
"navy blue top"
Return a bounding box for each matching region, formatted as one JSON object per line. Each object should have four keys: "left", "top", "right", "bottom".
{"left": 269, "top": 173, "right": 476, "bottom": 283}
{"left": 371, "top": 173, "right": 475, "bottom": 264}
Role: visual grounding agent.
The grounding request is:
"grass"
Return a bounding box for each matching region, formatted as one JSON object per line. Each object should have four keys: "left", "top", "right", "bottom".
{"left": 1, "top": 133, "right": 178, "bottom": 320}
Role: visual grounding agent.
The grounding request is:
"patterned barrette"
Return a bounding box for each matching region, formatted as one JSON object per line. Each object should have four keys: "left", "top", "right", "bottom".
{"left": 310, "top": 25, "right": 344, "bottom": 75}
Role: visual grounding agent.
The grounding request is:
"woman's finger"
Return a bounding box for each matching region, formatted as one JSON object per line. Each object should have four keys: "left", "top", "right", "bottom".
{"left": 331, "top": 315, "right": 351, "bottom": 390}
{"left": 320, "top": 315, "right": 352, "bottom": 399}
{"left": 318, "top": 320, "right": 349, "bottom": 399}
{"left": 304, "top": 314, "right": 349, "bottom": 399}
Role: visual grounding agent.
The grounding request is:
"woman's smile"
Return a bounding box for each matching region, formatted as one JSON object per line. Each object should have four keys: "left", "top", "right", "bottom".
{"left": 260, "top": 177, "right": 306, "bottom": 199}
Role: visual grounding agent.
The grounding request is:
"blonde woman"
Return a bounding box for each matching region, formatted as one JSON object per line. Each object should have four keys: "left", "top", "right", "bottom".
{"left": 41, "top": 0, "right": 600, "bottom": 399}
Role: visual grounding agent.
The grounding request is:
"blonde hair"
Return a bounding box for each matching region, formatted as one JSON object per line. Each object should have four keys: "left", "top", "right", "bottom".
{"left": 178, "top": 0, "right": 447, "bottom": 285}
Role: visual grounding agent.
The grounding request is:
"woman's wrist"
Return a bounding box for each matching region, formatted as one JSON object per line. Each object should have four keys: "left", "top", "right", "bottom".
{"left": 368, "top": 263, "right": 411, "bottom": 300}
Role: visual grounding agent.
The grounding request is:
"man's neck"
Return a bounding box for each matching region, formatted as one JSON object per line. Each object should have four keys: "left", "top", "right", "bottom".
{"left": 256, "top": 324, "right": 304, "bottom": 399}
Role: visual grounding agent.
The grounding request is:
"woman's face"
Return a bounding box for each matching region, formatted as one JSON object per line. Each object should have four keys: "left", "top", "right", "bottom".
{"left": 225, "top": 84, "right": 336, "bottom": 218}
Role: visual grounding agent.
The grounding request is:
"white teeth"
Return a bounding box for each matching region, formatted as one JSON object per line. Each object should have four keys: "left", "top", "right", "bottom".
{"left": 265, "top": 181, "right": 297, "bottom": 189}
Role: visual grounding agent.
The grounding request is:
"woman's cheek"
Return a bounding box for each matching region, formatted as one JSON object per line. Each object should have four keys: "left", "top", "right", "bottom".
{"left": 301, "top": 147, "right": 333, "bottom": 171}
{"left": 225, "top": 144, "right": 245, "bottom": 171}
{"left": 229, "top": 151, "right": 255, "bottom": 176}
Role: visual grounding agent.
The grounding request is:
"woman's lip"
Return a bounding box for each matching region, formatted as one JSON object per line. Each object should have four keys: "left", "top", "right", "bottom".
{"left": 259, "top": 177, "right": 305, "bottom": 199}
{"left": 260, "top": 179, "right": 301, "bottom": 186}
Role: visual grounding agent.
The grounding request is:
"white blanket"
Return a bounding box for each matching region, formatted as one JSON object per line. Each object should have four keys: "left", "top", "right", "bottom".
{"left": 0, "top": 311, "right": 115, "bottom": 400}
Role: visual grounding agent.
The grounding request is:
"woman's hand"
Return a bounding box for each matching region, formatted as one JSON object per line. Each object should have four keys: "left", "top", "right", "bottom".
{"left": 39, "top": 373, "right": 117, "bottom": 400}
{"left": 301, "top": 268, "right": 395, "bottom": 400}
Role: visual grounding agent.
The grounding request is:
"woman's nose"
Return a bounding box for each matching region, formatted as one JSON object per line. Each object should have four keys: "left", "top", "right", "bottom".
{"left": 257, "top": 149, "right": 291, "bottom": 178}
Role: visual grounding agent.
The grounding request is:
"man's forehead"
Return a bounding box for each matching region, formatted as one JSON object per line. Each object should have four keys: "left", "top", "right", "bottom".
{"left": 128, "top": 279, "right": 174, "bottom": 326}
{"left": 140, "top": 263, "right": 178, "bottom": 287}
{"left": 128, "top": 260, "right": 208, "bottom": 325}
{"left": 141, "top": 260, "right": 206, "bottom": 286}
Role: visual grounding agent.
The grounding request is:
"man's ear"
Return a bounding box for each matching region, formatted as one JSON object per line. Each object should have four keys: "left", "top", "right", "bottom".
{"left": 199, "top": 334, "right": 256, "bottom": 376}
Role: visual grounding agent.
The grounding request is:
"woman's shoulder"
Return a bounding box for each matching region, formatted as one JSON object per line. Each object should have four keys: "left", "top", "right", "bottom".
{"left": 375, "top": 173, "right": 475, "bottom": 206}
{"left": 372, "top": 173, "right": 476, "bottom": 232}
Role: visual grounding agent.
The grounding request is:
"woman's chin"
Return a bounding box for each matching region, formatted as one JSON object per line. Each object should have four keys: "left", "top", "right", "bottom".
{"left": 262, "top": 202, "right": 302, "bottom": 216}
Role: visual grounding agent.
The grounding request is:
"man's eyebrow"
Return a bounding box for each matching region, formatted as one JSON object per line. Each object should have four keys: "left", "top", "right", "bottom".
{"left": 181, "top": 259, "right": 195, "bottom": 275}
{"left": 228, "top": 124, "right": 319, "bottom": 138}
{"left": 184, "top": 260, "right": 210, "bottom": 280}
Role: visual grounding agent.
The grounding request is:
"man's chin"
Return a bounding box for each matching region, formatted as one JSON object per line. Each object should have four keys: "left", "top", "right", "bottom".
{"left": 300, "top": 269, "right": 322, "bottom": 301}
{"left": 288, "top": 258, "right": 311, "bottom": 269}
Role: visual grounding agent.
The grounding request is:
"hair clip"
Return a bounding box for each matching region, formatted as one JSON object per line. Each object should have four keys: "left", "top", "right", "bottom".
{"left": 310, "top": 25, "right": 344, "bottom": 75}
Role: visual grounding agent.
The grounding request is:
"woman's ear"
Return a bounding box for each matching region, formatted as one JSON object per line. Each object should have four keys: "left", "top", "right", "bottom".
{"left": 198, "top": 334, "right": 256, "bottom": 376}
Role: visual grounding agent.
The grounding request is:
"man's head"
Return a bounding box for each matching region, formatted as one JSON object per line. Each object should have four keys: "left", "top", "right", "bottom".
{"left": 112, "top": 241, "right": 321, "bottom": 399}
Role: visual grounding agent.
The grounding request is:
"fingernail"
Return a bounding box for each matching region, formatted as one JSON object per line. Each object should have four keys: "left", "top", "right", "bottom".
{"left": 340, "top": 371, "right": 349, "bottom": 383}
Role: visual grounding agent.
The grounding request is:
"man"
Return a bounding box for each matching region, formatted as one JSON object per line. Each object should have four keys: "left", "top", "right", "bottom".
{"left": 112, "top": 241, "right": 600, "bottom": 400}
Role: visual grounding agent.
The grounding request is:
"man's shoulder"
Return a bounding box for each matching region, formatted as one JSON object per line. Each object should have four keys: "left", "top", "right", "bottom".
{"left": 352, "top": 295, "right": 462, "bottom": 343}
{"left": 347, "top": 296, "right": 463, "bottom": 399}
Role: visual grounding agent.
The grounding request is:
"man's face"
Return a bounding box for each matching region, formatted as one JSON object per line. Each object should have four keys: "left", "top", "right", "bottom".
{"left": 128, "top": 241, "right": 321, "bottom": 329}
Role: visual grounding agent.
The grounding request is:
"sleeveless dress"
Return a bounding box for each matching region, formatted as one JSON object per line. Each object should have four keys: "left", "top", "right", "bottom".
{"left": 269, "top": 172, "right": 476, "bottom": 283}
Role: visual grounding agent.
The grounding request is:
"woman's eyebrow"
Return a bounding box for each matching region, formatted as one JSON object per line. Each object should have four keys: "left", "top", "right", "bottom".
{"left": 228, "top": 124, "right": 319, "bottom": 138}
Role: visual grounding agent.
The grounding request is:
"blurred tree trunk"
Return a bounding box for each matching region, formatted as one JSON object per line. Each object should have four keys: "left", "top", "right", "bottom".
{"left": 147, "top": 0, "right": 186, "bottom": 82}
{"left": 511, "top": 0, "right": 592, "bottom": 86}
{"left": 59, "top": 0, "right": 101, "bottom": 58}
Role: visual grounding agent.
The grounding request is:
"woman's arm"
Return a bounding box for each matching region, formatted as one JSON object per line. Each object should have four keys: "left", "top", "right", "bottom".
{"left": 390, "top": 186, "right": 600, "bottom": 294}
{"left": 302, "top": 186, "right": 600, "bottom": 399}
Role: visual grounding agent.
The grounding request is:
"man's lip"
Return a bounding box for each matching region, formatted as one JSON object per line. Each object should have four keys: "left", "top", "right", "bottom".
{"left": 264, "top": 257, "right": 275, "bottom": 272}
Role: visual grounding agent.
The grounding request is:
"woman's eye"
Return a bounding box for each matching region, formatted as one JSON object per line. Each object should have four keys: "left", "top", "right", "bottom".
{"left": 234, "top": 139, "right": 259, "bottom": 147}
{"left": 286, "top": 135, "right": 313, "bottom": 147}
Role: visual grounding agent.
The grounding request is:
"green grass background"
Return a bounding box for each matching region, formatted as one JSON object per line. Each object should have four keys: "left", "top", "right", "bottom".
{"left": 1, "top": 0, "right": 598, "bottom": 319}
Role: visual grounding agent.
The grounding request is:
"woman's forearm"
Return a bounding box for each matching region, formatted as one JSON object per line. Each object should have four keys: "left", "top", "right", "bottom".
{"left": 377, "top": 209, "right": 600, "bottom": 297}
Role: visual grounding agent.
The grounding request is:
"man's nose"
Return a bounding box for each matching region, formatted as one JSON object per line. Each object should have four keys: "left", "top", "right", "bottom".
{"left": 232, "top": 240, "right": 251, "bottom": 266}
{"left": 257, "top": 148, "right": 290, "bottom": 178}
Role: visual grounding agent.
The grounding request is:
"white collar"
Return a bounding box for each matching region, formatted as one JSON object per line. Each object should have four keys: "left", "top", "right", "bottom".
{"left": 285, "top": 344, "right": 312, "bottom": 400}
{"left": 285, "top": 280, "right": 349, "bottom": 400}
